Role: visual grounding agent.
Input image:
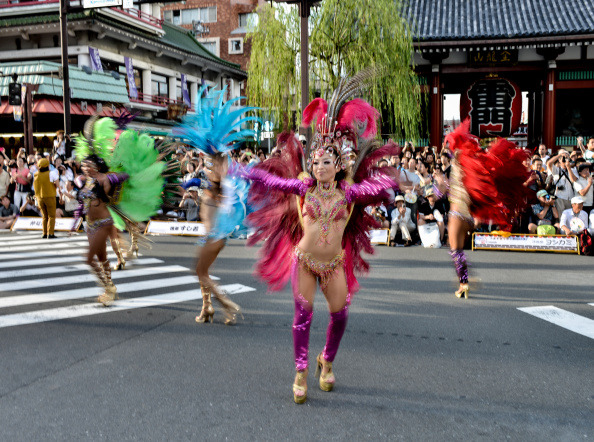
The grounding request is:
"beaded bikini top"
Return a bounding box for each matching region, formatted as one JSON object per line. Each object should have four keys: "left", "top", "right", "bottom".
{"left": 302, "top": 183, "right": 349, "bottom": 245}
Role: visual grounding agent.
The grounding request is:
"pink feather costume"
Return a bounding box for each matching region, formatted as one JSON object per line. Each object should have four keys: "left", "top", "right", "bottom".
{"left": 244, "top": 85, "right": 400, "bottom": 381}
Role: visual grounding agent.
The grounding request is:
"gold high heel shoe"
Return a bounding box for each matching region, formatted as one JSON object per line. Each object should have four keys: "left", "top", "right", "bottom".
{"left": 315, "top": 353, "right": 335, "bottom": 392}
{"left": 455, "top": 283, "right": 469, "bottom": 299}
{"left": 195, "top": 284, "right": 215, "bottom": 323}
{"left": 111, "top": 238, "right": 126, "bottom": 270}
{"left": 98, "top": 260, "right": 118, "bottom": 306}
{"left": 293, "top": 370, "right": 308, "bottom": 404}
{"left": 113, "top": 260, "right": 126, "bottom": 271}
{"left": 211, "top": 285, "right": 243, "bottom": 325}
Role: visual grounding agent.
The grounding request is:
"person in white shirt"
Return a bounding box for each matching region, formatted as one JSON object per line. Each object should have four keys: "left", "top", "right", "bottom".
{"left": 560, "top": 196, "right": 588, "bottom": 235}
{"left": 538, "top": 144, "right": 550, "bottom": 171}
{"left": 53, "top": 131, "right": 66, "bottom": 157}
{"left": 570, "top": 163, "right": 593, "bottom": 214}
{"left": 546, "top": 150, "right": 574, "bottom": 214}
{"left": 390, "top": 195, "right": 415, "bottom": 246}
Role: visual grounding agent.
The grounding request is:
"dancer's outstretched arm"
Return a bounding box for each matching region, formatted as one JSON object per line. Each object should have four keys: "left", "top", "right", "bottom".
{"left": 237, "top": 165, "right": 311, "bottom": 196}
{"left": 341, "top": 174, "right": 398, "bottom": 203}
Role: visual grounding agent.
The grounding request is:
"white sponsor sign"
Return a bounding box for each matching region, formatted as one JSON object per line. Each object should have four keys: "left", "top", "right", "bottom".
{"left": 473, "top": 233, "right": 579, "bottom": 254}
{"left": 369, "top": 229, "right": 390, "bottom": 245}
{"left": 83, "top": 0, "right": 122, "bottom": 8}
{"left": 11, "top": 216, "right": 82, "bottom": 232}
{"left": 145, "top": 220, "right": 206, "bottom": 236}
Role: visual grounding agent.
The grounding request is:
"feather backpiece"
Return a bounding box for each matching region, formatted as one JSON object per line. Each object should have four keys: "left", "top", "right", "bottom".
{"left": 173, "top": 85, "right": 259, "bottom": 156}
{"left": 445, "top": 120, "right": 531, "bottom": 230}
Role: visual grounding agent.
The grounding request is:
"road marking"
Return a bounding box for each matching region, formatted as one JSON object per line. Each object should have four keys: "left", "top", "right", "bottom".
{"left": 0, "top": 236, "right": 87, "bottom": 246}
{"left": 0, "top": 248, "right": 144, "bottom": 262}
{"left": 0, "top": 283, "right": 256, "bottom": 328}
{"left": 2, "top": 241, "right": 88, "bottom": 252}
{"left": 518, "top": 306, "right": 594, "bottom": 340}
{"left": 7, "top": 265, "right": 190, "bottom": 291}
{"left": 0, "top": 275, "right": 199, "bottom": 309}
{"left": 0, "top": 254, "right": 118, "bottom": 269}
{"left": 0, "top": 258, "right": 163, "bottom": 280}
{"left": 0, "top": 233, "right": 55, "bottom": 241}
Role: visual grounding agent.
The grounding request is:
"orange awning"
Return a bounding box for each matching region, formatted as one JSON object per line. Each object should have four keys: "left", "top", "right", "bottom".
{"left": 0, "top": 99, "right": 121, "bottom": 116}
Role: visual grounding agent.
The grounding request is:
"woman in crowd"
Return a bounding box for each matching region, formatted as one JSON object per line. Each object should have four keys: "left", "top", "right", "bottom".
{"left": 443, "top": 121, "right": 530, "bottom": 299}
{"left": 175, "top": 85, "right": 256, "bottom": 326}
{"left": 11, "top": 156, "right": 31, "bottom": 209}
{"left": 242, "top": 71, "right": 399, "bottom": 404}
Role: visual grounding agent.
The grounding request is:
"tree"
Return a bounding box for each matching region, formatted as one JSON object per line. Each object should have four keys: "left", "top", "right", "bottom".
{"left": 246, "top": 0, "right": 422, "bottom": 139}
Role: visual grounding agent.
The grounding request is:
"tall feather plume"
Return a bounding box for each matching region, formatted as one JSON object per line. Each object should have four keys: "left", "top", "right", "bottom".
{"left": 351, "top": 138, "right": 381, "bottom": 178}
{"left": 302, "top": 97, "right": 328, "bottom": 128}
{"left": 326, "top": 66, "right": 377, "bottom": 125}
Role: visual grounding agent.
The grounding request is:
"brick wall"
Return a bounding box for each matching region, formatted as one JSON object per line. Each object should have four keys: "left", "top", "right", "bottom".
{"left": 161, "top": 0, "right": 261, "bottom": 71}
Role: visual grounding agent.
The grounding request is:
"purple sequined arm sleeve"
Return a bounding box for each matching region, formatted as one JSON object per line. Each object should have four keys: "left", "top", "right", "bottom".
{"left": 107, "top": 173, "right": 129, "bottom": 186}
{"left": 246, "top": 167, "right": 309, "bottom": 196}
{"left": 343, "top": 174, "right": 398, "bottom": 203}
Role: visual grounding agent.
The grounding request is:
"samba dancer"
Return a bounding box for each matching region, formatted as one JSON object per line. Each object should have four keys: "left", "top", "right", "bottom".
{"left": 175, "top": 86, "right": 258, "bottom": 325}
{"left": 241, "top": 71, "right": 399, "bottom": 404}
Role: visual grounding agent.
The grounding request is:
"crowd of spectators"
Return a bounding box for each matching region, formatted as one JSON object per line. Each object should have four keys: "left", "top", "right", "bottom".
{"left": 0, "top": 132, "right": 80, "bottom": 230}
{"left": 3, "top": 131, "right": 594, "bottom": 251}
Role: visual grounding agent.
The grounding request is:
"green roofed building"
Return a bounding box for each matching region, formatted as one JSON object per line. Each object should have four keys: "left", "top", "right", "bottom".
{"left": 0, "top": 2, "right": 246, "bottom": 155}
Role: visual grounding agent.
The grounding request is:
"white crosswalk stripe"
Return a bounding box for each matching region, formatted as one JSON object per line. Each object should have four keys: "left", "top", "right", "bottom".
{"left": 0, "top": 232, "right": 254, "bottom": 328}
{"left": 518, "top": 305, "right": 594, "bottom": 340}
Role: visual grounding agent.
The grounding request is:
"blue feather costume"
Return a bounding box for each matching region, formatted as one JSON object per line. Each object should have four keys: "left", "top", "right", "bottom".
{"left": 174, "top": 86, "right": 259, "bottom": 241}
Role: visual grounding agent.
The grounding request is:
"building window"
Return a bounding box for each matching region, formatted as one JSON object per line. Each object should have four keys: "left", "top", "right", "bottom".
{"left": 164, "top": 6, "right": 216, "bottom": 25}
{"left": 238, "top": 12, "right": 257, "bottom": 30}
{"left": 228, "top": 38, "right": 243, "bottom": 55}
{"left": 199, "top": 38, "right": 219, "bottom": 57}
{"left": 151, "top": 73, "right": 168, "bottom": 98}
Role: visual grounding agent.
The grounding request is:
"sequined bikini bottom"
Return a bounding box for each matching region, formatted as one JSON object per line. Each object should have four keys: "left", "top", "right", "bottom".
{"left": 294, "top": 247, "right": 345, "bottom": 290}
{"left": 86, "top": 217, "right": 114, "bottom": 238}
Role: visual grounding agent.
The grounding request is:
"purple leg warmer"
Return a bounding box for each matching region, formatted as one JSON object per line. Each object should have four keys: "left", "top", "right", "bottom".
{"left": 293, "top": 297, "right": 313, "bottom": 372}
{"left": 322, "top": 304, "right": 349, "bottom": 363}
{"left": 449, "top": 249, "right": 469, "bottom": 284}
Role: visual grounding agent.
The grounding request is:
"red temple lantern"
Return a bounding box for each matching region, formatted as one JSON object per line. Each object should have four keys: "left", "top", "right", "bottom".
{"left": 460, "top": 77, "right": 522, "bottom": 138}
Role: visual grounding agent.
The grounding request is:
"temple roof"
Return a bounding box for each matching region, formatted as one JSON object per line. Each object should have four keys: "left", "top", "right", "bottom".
{"left": 404, "top": 0, "right": 594, "bottom": 42}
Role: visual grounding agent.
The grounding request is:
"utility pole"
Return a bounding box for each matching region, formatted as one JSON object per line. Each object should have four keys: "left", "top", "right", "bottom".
{"left": 274, "top": 0, "right": 318, "bottom": 153}
{"left": 60, "top": 0, "right": 71, "bottom": 141}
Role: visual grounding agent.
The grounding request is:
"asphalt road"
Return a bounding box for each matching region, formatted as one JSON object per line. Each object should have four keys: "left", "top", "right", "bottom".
{"left": 0, "top": 232, "right": 592, "bottom": 441}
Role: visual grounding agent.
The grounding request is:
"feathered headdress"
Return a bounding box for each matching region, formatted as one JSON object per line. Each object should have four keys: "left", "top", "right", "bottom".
{"left": 301, "top": 68, "right": 380, "bottom": 169}
{"left": 73, "top": 115, "right": 117, "bottom": 163}
{"left": 173, "top": 85, "right": 260, "bottom": 156}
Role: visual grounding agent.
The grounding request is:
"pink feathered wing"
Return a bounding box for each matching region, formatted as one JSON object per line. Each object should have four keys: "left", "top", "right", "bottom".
{"left": 445, "top": 120, "right": 531, "bottom": 230}
{"left": 246, "top": 132, "right": 307, "bottom": 291}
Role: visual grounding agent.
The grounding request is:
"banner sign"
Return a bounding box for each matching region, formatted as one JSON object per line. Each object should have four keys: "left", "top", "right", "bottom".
{"left": 460, "top": 77, "right": 522, "bottom": 138}
{"left": 472, "top": 233, "right": 579, "bottom": 254}
{"left": 89, "top": 47, "right": 103, "bottom": 73}
{"left": 369, "top": 229, "right": 390, "bottom": 245}
{"left": 124, "top": 57, "right": 138, "bottom": 99}
{"left": 181, "top": 74, "right": 191, "bottom": 106}
{"left": 145, "top": 220, "right": 206, "bottom": 236}
{"left": 83, "top": 0, "right": 122, "bottom": 8}
{"left": 11, "top": 217, "right": 82, "bottom": 232}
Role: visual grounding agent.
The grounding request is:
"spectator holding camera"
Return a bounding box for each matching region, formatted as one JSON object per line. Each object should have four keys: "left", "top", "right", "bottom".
{"left": 390, "top": 195, "right": 416, "bottom": 246}
{"left": 528, "top": 190, "right": 559, "bottom": 234}
{"left": 179, "top": 186, "right": 200, "bottom": 221}
{"left": 569, "top": 163, "right": 593, "bottom": 215}
{"left": 546, "top": 149, "right": 574, "bottom": 215}
{"left": 53, "top": 130, "right": 66, "bottom": 158}
{"left": 20, "top": 194, "right": 41, "bottom": 217}
{"left": 417, "top": 188, "right": 446, "bottom": 244}
{"left": 60, "top": 180, "right": 78, "bottom": 217}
